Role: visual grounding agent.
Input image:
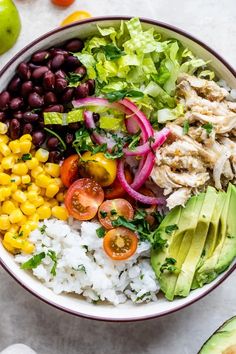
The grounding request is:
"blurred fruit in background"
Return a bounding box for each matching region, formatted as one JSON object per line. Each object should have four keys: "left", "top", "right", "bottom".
{"left": 61, "top": 10, "right": 91, "bottom": 26}
{"left": 51, "top": 0, "right": 75, "bottom": 6}
{"left": 0, "top": 0, "right": 21, "bottom": 54}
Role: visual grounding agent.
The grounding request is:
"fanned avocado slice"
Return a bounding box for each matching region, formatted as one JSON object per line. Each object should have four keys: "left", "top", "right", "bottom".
{"left": 195, "top": 184, "right": 232, "bottom": 287}
{"left": 199, "top": 316, "right": 236, "bottom": 354}
{"left": 174, "top": 186, "right": 218, "bottom": 297}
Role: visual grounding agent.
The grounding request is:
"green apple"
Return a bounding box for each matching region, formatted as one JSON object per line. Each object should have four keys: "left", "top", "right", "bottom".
{"left": 0, "top": 0, "right": 21, "bottom": 55}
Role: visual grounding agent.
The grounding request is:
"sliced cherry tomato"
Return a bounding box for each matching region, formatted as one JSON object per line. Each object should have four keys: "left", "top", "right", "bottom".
{"left": 52, "top": 0, "right": 75, "bottom": 6}
{"left": 65, "top": 178, "right": 104, "bottom": 220}
{"left": 104, "top": 168, "right": 133, "bottom": 199}
{"left": 103, "top": 227, "right": 138, "bottom": 260}
{"left": 98, "top": 198, "right": 134, "bottom": 229}
{"left": 79, "top": 152, "right": 117, "bottom": 187}
{"left": 60, "top": 154, "right": 80, "bottom": 188}
{"left": 61, "top": 11, "right": 91, "bottom": 26}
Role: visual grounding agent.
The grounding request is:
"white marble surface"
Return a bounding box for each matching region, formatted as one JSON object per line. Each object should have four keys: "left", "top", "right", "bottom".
{"left": 0, "top": 0, "right": 236, "bottom": 353}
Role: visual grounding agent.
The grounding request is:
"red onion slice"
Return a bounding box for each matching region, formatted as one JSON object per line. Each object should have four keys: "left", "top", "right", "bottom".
{"left": 73, "top": 97, "right": 126, "bottom": 113}
{"left": 117, "top": 159, "right": 166, "bottom": 205}
{"left": 131, "top": 152, "right": 156, "bottom": 190}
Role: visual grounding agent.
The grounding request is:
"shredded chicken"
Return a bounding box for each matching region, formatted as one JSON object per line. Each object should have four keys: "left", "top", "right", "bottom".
{"left": 151, "top": 74, "right": 236, "bottom": 209}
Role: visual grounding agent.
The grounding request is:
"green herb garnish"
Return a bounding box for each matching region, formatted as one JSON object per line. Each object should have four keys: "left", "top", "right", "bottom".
{"left": 67, "top": 72, "right": 83, "bottom": 86}
{"left": 21, "top": 153, "right": 32, "bottom": 161}
{"left": 39, "top": 225, "right": 47, "bottom": 234}
{"left": 96, "top": 226, "right": 106, "bottom": 238}
{"left": 21, "top": 252, "right": 46, "bottom": 270}
{"left": 165, "top": 224, "right": 178, "bottom": 234}
{"left": 183, "top": 120, "right": 189, "bottom": 134}
{"left": 100, "top": 210, "right": 108, "bottom": 219}
{"left": 106, "top": 89, "right": 144, "bottom": 102}
{"left": 47, "top": 250, "right": 57, "bottom": 276}
{"left": 202, "top": 123, "right": 213, "bottom": 135}
{"left": 160, "top": 257, "right": 177, "bottom": 273}
{"left": 44, "top": 127, "right": 66, "bottom": 151}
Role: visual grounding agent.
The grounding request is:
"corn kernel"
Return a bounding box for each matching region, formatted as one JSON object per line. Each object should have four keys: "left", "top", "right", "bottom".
{"left": 26, "top": 157, "right": 39, "bottom": 170}
{"left": 21, "top": 175, "right": 31, "bottom": 184}
{"left": 2, "top": 200, "right": 16, "bottom": 214}
{"left": 0, "top": 164, "right": 3, "bottom": 172}
{"left": 19, "top": 134, "right": 32, "bottom": 142}
{"left": 36, "top": 205, "right": 51, "bottom": 220}
{"left": 0, "top": 214, "right": 10, "bottom": 230}
{"left": 0, "top": 143, "right": 11, "bottom": 156}
{"left": 27, "top": 190, "right": 38, "bottom": 202}
{"left": 0, "top": 135, "right": 9, "bottom": 144}
{"left": 10, "top": 183, "right": 18, "bottom": 192}
{"left": 4, "top": 232, "right": 34, "bottom": 253}
{"left": 35, "top": 174, "right": 51, "bottom": 188}
{"left": 44, "top": 163, "right": 60, "bottom": 178}
{"left": 0, "top": 172, "right": 11, "bottom": 185}
{"left": 28, "top": 214, "right": 40, "bottom": 223}
{"left": 9, "top": 208, "right": 24, "bottom": 223}
{"left": 21, "top": 241, "right": 35, "bottom": 254}
{"left": 0, "top": 122, "right": 8, "bottom": 134}
{"left": 2, "top": 239, "right": 15, "bottom": 253}
{"left": 18, "top": 215, "right": 27, "bottom": 226}
{"left": 27, "top": 183, "right": 41, "bottom": 193}
{"left": 33, "top": 196, "right": 44, "bottom": 208}
{"left": 0, "top": 187, "right": 11, "bottom": 201}
{"left": 31, "top": 166, "right": 44, "bottom": 179}
{"left": 12, "top": 190, "right": 27, "bottom": 203}
{"left": 10, "top": 174, "right": 21, "bottom": 185}
{"left": 20, "top": 140, "right": 32, "bottom": 154}
{"left": 19, "top": 224, "right": 32, "bottom": 238}
{"left": 35, "top": 148, "right": 49, "bottom": 162}
{"left": 56, "top": 192, "right": 65, "bottom": 203}
{"left": 20, "top": 201, "right": 36, "bottom": 216}
{"left": 8, "top": 225, "right": 20, "bottom": 234}
{"left": 1, "top": 156, "right": 16, "bottom": 170}
{"left": 54, "top": 178, "right": 63, "bottom": 188}
{"left": 46, "top": 184, "right": 59, "bottom": 198}
{"left": 51, "top": 206, "right": 68, "bottom": 221}
{"left": 47, "top": 198, "right": 58, "bottom": 207}
{"left": 40, "top": 188, "right": 46, "bottom": 196}
{"left": 9, "top": 140, "right": 21, "bottom": 154}
{"left": 27, "top": 220, "right": 38, "bottom": 231}
{"left": 12, "top": 162, "right": 28, "bottom": 176}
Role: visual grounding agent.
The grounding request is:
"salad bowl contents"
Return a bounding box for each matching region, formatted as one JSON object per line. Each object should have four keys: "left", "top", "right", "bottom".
{"left": 0, "top": 17, "right": 235, "bottom": 320}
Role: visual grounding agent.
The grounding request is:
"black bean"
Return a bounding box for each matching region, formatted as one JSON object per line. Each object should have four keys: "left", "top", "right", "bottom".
{"left": 32, "top": 66, "right": 49, "bottom": 80}
{"left": 43, "top": 104, "right": 64, "bottom": 113}
{"left": 51, "top": 54, "right": 65, "bottom": 71}
{"left": 61, "top": 88, "right": 74, "bottom": 103}
{"left": 50, "top": 48, "right": 68, "bottom": 57}
{"left": 9, "top": 119, "right": 21, "bottom": 140}
{"left": 28, "top": 92, "right": 44, "bottom": 108}
{"left": 75, "top": 66, "right": 87, "bottom": 78}
{"left": 0, "top": 91, "right": 11, "bottom": 110}
{"left": 87, "top": 79, "right": 95, "bottom": 95}
{"left": 33, "top": 86, "right": 44, "bottom": 96}
{"left": 68, "top": 122, "right": 81, "bottom": 130}
{"left": 32, "top": 130, "right": 46, "bottom": 146}
{"left": 23, "top": 111, "right": 39, "bottom": 123}
{"left": 44, "top": 91, "right": 57, "bottom": 105}
{"left": 7, "top": 76, "right": 21, "bottom": 93}
{"left": 43, "top": 71, "right": 55, "bottom": 91}
{"left": 10, "top": 97, "right": 24, "bottom": 111}
{"left": 55, "top": 70, "right": 66, "bottom": 80}
{"left": 64, "top": 55, "right": 80, "bottom": 71}
{"left": 93, "top": 113, "right": 100, "bottom": 123}
{"left": 65, "top": 132, "right": 74, "bottom": 145}
{"left": 55, "top": 78, "right": 67, "bottom": 93}
{"left": 75, "top": 82, "right": 89, "bottom": 98}
{"left": 31, "top": 51, "right": 50, "bottom": 63}
{"left": 38, "top": 119, "right": 45, "bottom": 129}
{"left": 21, "top": 81, "right": 33, "bottom": 97}
{"left": 64, "top": 39, "right": 84, "bottom": 52}
{"left": 0, "top": 111, "right": 6, "bottom": 122}
{"left": 47, "top": 137, "right": 60, "bottom": 150}
{"left": 13, "top": 111, "right": 24, "bottom": 120}
{"left": 48, "top": 150, "right": 61, "bottom": 163}
{"left": 22, "top": 123, "right": 33, "bottom": 135}
{"left": 17, "top": 62, "right": 31, "bottom": 80}
{"left": 29, "top": 63, "right": 41, "bottom": 71}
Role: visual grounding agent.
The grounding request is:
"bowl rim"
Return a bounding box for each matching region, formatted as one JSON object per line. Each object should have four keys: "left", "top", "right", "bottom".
{"left": 0, "top": 16, "right": 235, "bottom": 322}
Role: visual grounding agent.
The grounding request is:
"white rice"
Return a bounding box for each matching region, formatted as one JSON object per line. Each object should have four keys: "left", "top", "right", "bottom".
{"left": 15, "top": 218, "right": 160, "bottom": 305}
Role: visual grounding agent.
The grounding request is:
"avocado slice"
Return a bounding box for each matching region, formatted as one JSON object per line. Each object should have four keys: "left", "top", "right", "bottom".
{"left": 195, "top": 184, "right": 232, "bottom": 287}
{"left": 199, "top": 316, "right": 236, "bottom": 354}
{"left": 174, "top": 186, "right": 218, "bottom": 297}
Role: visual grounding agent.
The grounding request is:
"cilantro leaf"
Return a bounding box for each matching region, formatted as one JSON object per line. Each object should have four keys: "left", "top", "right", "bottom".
{"left": 21, "top": 252, "right": 46, "bottom": 270}
{"left": 183, "top": 120, "right": 189, "bottom": 134}
{"left": 202, "top": 123, "right": 213, "bottom": 135}
{"left": 160, "top": 257, "right": 177, "bottom": 273}
{"left": 96, "top": 226, "right": 106, "bottom": 238}
{"left": 106, "top": 90, "right": 144, "bottom": 102}
{"left": 47, "top": 250, "right": 58, "bottom": 276}
{"left": 21, "top": 153, "right": 32, "bottom": 161}
{"left": 67, "top": 72, "right": 83, "bottom": 86}
{"left": 165, "top": 224, "right": 178, "bottom": 234}
{"left": 39, "top": 225, "right": 47, "bottom": 234}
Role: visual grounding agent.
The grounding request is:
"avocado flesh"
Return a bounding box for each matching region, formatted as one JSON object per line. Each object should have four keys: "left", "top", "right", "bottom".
{"left": 199, "top": 316, "right": 236, "bottom": 354}
{"left": 195, "top": 184, "right": 233, "bottom": 287}
{"left": 174, "top": 187, "right": 218, "bottom": 297}
{"left": 163, "top": 194, "right": 204, "bottom": 300}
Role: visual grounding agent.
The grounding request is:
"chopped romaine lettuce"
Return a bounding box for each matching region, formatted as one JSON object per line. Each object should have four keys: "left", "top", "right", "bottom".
{"left": 99, "top": 116, "right": 126, "bottom": 131}
{"left": 44, "top": 110, "right": 84, "bottom": 125}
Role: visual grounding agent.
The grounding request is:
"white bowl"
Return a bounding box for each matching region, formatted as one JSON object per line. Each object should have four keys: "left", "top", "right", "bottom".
{"left": 0, "top": 17, "right": 235, "bottom": 322}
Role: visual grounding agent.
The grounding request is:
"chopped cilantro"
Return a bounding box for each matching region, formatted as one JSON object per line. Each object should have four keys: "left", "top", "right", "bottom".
{"left": 67, "top": 72, "right": 83, "bottom": 86}
{"left": 136, "top": 291, "right": 151, "bottom": 302}
{"left": 77, "top": 264, "right": 86, "bottom": 273}
{"left": 21, "top": 252, "right": 46, "bottom": 270}
{"left": 47, "top": 250, "right": 57, "bottom": 276}
{"left": 160, "top": 257, "right": 177, "bottom": 273}
{"left": 100, "top": 210, "right": 108, "bottom": 219}
{"left": 96, "top": 226, "right": 106, "bottom": 238}
{"left": 10, "top": 179, "right": 16, "bottom": 182}
{"left": 165, "top": 224, "right": 178, "bottom": 234}
{"left": 183, "top": 120, "right": 189, "bottom": 134}
{"left": 202, "top": 123, "right": 213, "bottom": 135}
{"left": 39, "top": 225, "right": 47, "bottom": 234}
{"left": 106, "top": 89, "right": 144, "bottom": 102}
{"left": 21, "top": 153, "right": 32, "bottom": 161}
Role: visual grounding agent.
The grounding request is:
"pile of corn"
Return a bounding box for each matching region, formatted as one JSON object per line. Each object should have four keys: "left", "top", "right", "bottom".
{"left": 0, "top": 123, "right": 68, "bottom": 254}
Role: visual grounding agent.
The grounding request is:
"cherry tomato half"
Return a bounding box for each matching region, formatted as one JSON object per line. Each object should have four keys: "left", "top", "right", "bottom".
{"left": 65, "top": 178, "right": 104, "bottom": 220}
{"left": 79, "top": 152, "right": 117, "bottom": 187}
{"left": 104, "top": 168, "right": 133, "bottom": 199}
{"left": 52, "top": 0, "right": 75, "bottom": 7}
{"left": 98, "top": 198, "right": 134, "bottom": 229}
{"left": 103, "top": 227, "right": 138, "bottom": 260}
{"left": 61, "top": 11, "right": 92, "bottom": 26}
{"left": 60, "top": 154, "right": 80, "bottom": 188}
